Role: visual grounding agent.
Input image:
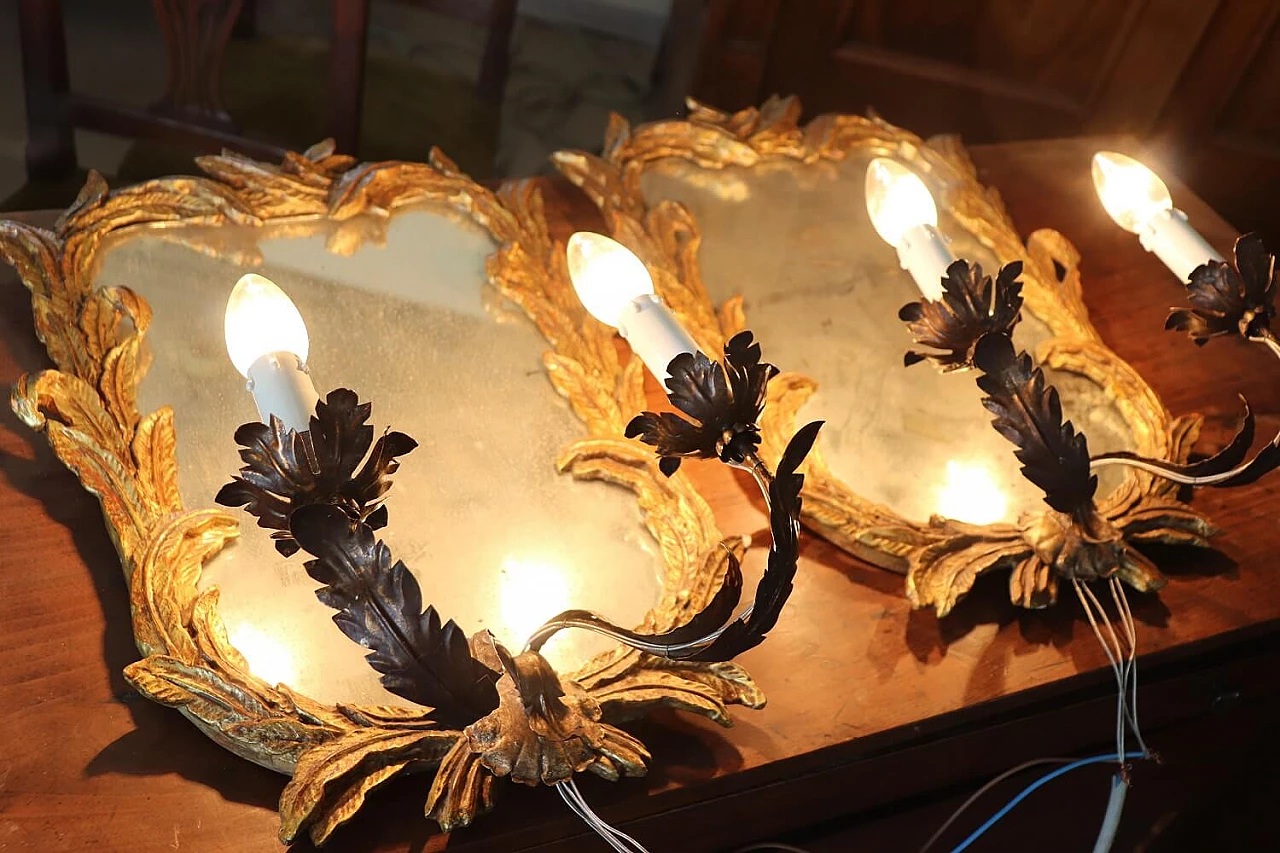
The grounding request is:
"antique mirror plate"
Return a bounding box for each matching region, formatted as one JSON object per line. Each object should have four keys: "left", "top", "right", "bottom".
{"left": 637, "top": 154, "right": 1135, "bottom": 526}
{"left": 555, "top": 100, "right": 1210, "bottom": 616}
{"left": 102, "top": 203, "right": 656, "bottom": 702}
{"left": 3, "top": 146, "right": 763, "bottom": 843}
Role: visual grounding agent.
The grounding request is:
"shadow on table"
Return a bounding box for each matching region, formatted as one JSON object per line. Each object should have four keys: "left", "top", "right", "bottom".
{"left": 0, "top": 265, "right": 291, "bottom": 814}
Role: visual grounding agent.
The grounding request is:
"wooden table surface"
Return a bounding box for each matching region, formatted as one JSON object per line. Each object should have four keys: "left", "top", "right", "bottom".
{"left": 2, "top": 137, "right": 1278, "bottom": 853}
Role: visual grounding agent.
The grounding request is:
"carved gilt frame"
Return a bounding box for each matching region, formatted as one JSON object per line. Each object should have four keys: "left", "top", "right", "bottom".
{"left": 554, "top": 97, "right": 1216, "bottom": 617}
{"left": 2, "top": 143, "right": 761, "bottom": 844}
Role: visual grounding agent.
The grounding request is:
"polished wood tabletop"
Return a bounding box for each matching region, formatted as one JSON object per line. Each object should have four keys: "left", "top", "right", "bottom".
{"left": 1, "top": 137, "right": 1278, "bottom": 853}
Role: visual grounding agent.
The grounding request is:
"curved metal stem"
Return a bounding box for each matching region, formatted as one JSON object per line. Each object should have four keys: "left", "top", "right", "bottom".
{"left": 1090, "top": 327, "right": 1280, "bottom": 487}
{"left": 522, "top": 451, "right": 778, "bottom": 656}
{"left": 522, "top": 615, "right": 711, "bottom": 658}
{"left": 1089, "top": 454, "right": 1254, "bottom": 486}
{"left": 1250, "top": 328, "right": 1280, "bottom": 362}
{"left": 730, "top": 450, "right": 774, "bottom": 512}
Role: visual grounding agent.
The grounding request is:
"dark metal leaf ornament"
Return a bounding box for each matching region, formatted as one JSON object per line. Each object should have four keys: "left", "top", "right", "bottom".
{"left": 625, "top": 331, "right": 779, "bottom": 476}
{"left": 688, "top": 419, "right": 822, "bottom": 660}
{"left": 900, "top": 260, "right": 1024, "bottom": 370}
{"left": 524, "top": 420, "right": 822, "bottom": 661}
{"left": 972, "top": 333, "right": 1097, "bottom": 515}
{"left": 1102, "top": 234, "right": 1280, "bottom": 487}
{"left": 520, "top": 330, "right": 820, "bottom": 660}
{"left": 289, "top": 504, "right": 500, "bottom": 727}
{"left": 1167, "top": 232, "right": 1277, "bottom": 345}
{"left": 1093, "top": 397, "right": 1280, "bottom": 488}
{"left": 899, "top": 257, "right": 1280, "bottom": 505}
{"left": 210, "top": 318, "right": 821, "bottom": 830}
{"left": 216, "top": 388, "right": 417, "bottom": 555}
{"left": 897, "top": 260, "right": 1095, "bottom": 516}
{"left": 898, "top": 253, "right": 1280, "bottom": 616}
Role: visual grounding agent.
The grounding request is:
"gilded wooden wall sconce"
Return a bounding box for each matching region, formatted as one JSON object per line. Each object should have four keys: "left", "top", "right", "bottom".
{"left": 892, "top": 236, "right": 1280, "bottom": 844}
{"left": 553, "top": 96, "right": 1216, "bottom": 617}
{"left": 897, "top": 250, "right": 1279, "bottom": 611}
{"left": 885, "top": 153, "right": 1280, "bottom": 618}
{"left": 2, "top": 142, "right": 818, "bottom": 845}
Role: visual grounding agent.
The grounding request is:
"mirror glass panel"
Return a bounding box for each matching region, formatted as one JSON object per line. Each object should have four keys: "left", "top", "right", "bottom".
{"left": 95, "top": 202, "right": 661, "bottom": 704}
{"left": 641, "top": 155, "right": 1131, "bottom": 526}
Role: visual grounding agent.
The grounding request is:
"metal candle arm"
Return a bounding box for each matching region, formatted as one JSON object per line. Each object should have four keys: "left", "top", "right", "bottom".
{"left": 901, "top": 251, "right": 1280, "bottom": 592}
{"left": 902, "top": 249, "right": 1280, "bottom": 496}
{"left": 526, "top": 332, "right": 822, "bottom": 663}
{"left": 212, "top": 341, "right": 820, "bottom": 840}
{"left": 1091, "top": 233, "right": 1280, "bottom": 489}
{"left": 733, "top": 452, "right": 777, "bottom": 506}
{"left": 217, "top": 330, "right": 819, "bottom": 701}
{"left": 523, "top": 450, "right": 775, "bottom": 658}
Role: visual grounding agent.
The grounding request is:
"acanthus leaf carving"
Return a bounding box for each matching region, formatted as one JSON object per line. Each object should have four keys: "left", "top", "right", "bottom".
{"left": 558, "top": 96, "right": 1220, "bottom": 618}
{"left": 4, "top": 136, "right": 805, "bottom": 843}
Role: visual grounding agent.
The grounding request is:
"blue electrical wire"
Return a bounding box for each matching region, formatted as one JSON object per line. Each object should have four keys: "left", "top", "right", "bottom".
{"left": 947, "top": 751, "right": 1146, "bottom": 853}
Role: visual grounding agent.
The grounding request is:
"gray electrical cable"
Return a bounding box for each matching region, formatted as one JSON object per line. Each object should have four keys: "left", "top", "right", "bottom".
{"left": 1091, "top": 774, "right": 1130, "bottom": 853}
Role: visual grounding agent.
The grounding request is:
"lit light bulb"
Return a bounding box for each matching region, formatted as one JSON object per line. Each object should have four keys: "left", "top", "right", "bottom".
{"left": 224, "top": 273, "right": 310, "bottom": 377}
{"left": 864, "top": 158, "right": 951, "bottom": 300}
{"left": 865, "top": 158, "right": 939, "bottom": 247}
{"left": 565, "top": 231, "right": 655, "bottom": 327}
{"left": 1090, "top": 151, "right": 1222, "bottom": 281}
{"left": 564, "top": 231, "right": 698, "bottom": 380}
{"left": 1091, "top": 151, "right": 1173, "bottom": 234}
{"left": 223, "top": 273, "right": 319, "bottom": 431}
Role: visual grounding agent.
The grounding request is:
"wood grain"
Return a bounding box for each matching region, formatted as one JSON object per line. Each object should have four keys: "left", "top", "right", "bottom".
{"left": 1, "top": 140, "right": 1278, "bottom": 852}
{"left": 690, "top": 1, "right": 1280, "bottom": 242}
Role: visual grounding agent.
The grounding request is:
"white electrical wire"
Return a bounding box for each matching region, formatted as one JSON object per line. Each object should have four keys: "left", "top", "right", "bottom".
{"left": 1074, "top": 580, "right": 1127, "bottom": 760}
{"left": 1255, "top": 332, "right": 1280, "bottom": 361}
{"left": 556, "top": 778, "right": 651, "bottom": 853}
{"left": 1109, "top": 576, "right": 1149, "bottom": 755}
{"left": 1073, "top": 576, "right": 1151, "bottom": 853}
{"left": 1089, "top": 453, "right": 1258, "bottom": 485}
{"left": 1073, "top": 578, "right": 1149, "bottom": 762}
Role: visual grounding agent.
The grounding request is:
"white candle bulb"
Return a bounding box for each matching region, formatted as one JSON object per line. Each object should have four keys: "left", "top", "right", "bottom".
{"left": 566, "top": 231, "right": 699, "bottom": 380}
{"left": 1091, "top": 151, "right": 1223, "bottom": 281}
{"left": 224, "top": 273, "right": 319, "bottom": 432}
{"left": 865, "top": 158, "right": 953, "bottom": 300}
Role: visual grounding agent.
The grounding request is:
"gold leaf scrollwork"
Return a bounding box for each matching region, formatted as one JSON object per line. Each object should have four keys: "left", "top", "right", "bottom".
{"left": 553, "top": 97, "right": 1217, "bottom": 617}
{"left": 3, "top": 140, "right": 769, "bottom": 843}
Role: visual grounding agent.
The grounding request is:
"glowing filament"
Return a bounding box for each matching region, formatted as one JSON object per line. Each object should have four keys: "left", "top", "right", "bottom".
{"left": 865, "top": 158, "right": 939, "bottom": 247}
{"left": 1091, "top": 151, "right": 1173, "bottom": 234}
{"left": 224, "top": 273, "right": 310, "bottom": 376}
{"left": 565, "top": 232, "right": 655, "bottom": 328}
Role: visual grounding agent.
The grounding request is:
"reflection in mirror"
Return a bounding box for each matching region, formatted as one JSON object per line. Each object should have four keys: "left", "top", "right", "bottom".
{"left": 640, "top": 155, "right": 1135, "bottom": 526}
{"left": 93, "top": 202, "right": 662, "bottom": 705}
